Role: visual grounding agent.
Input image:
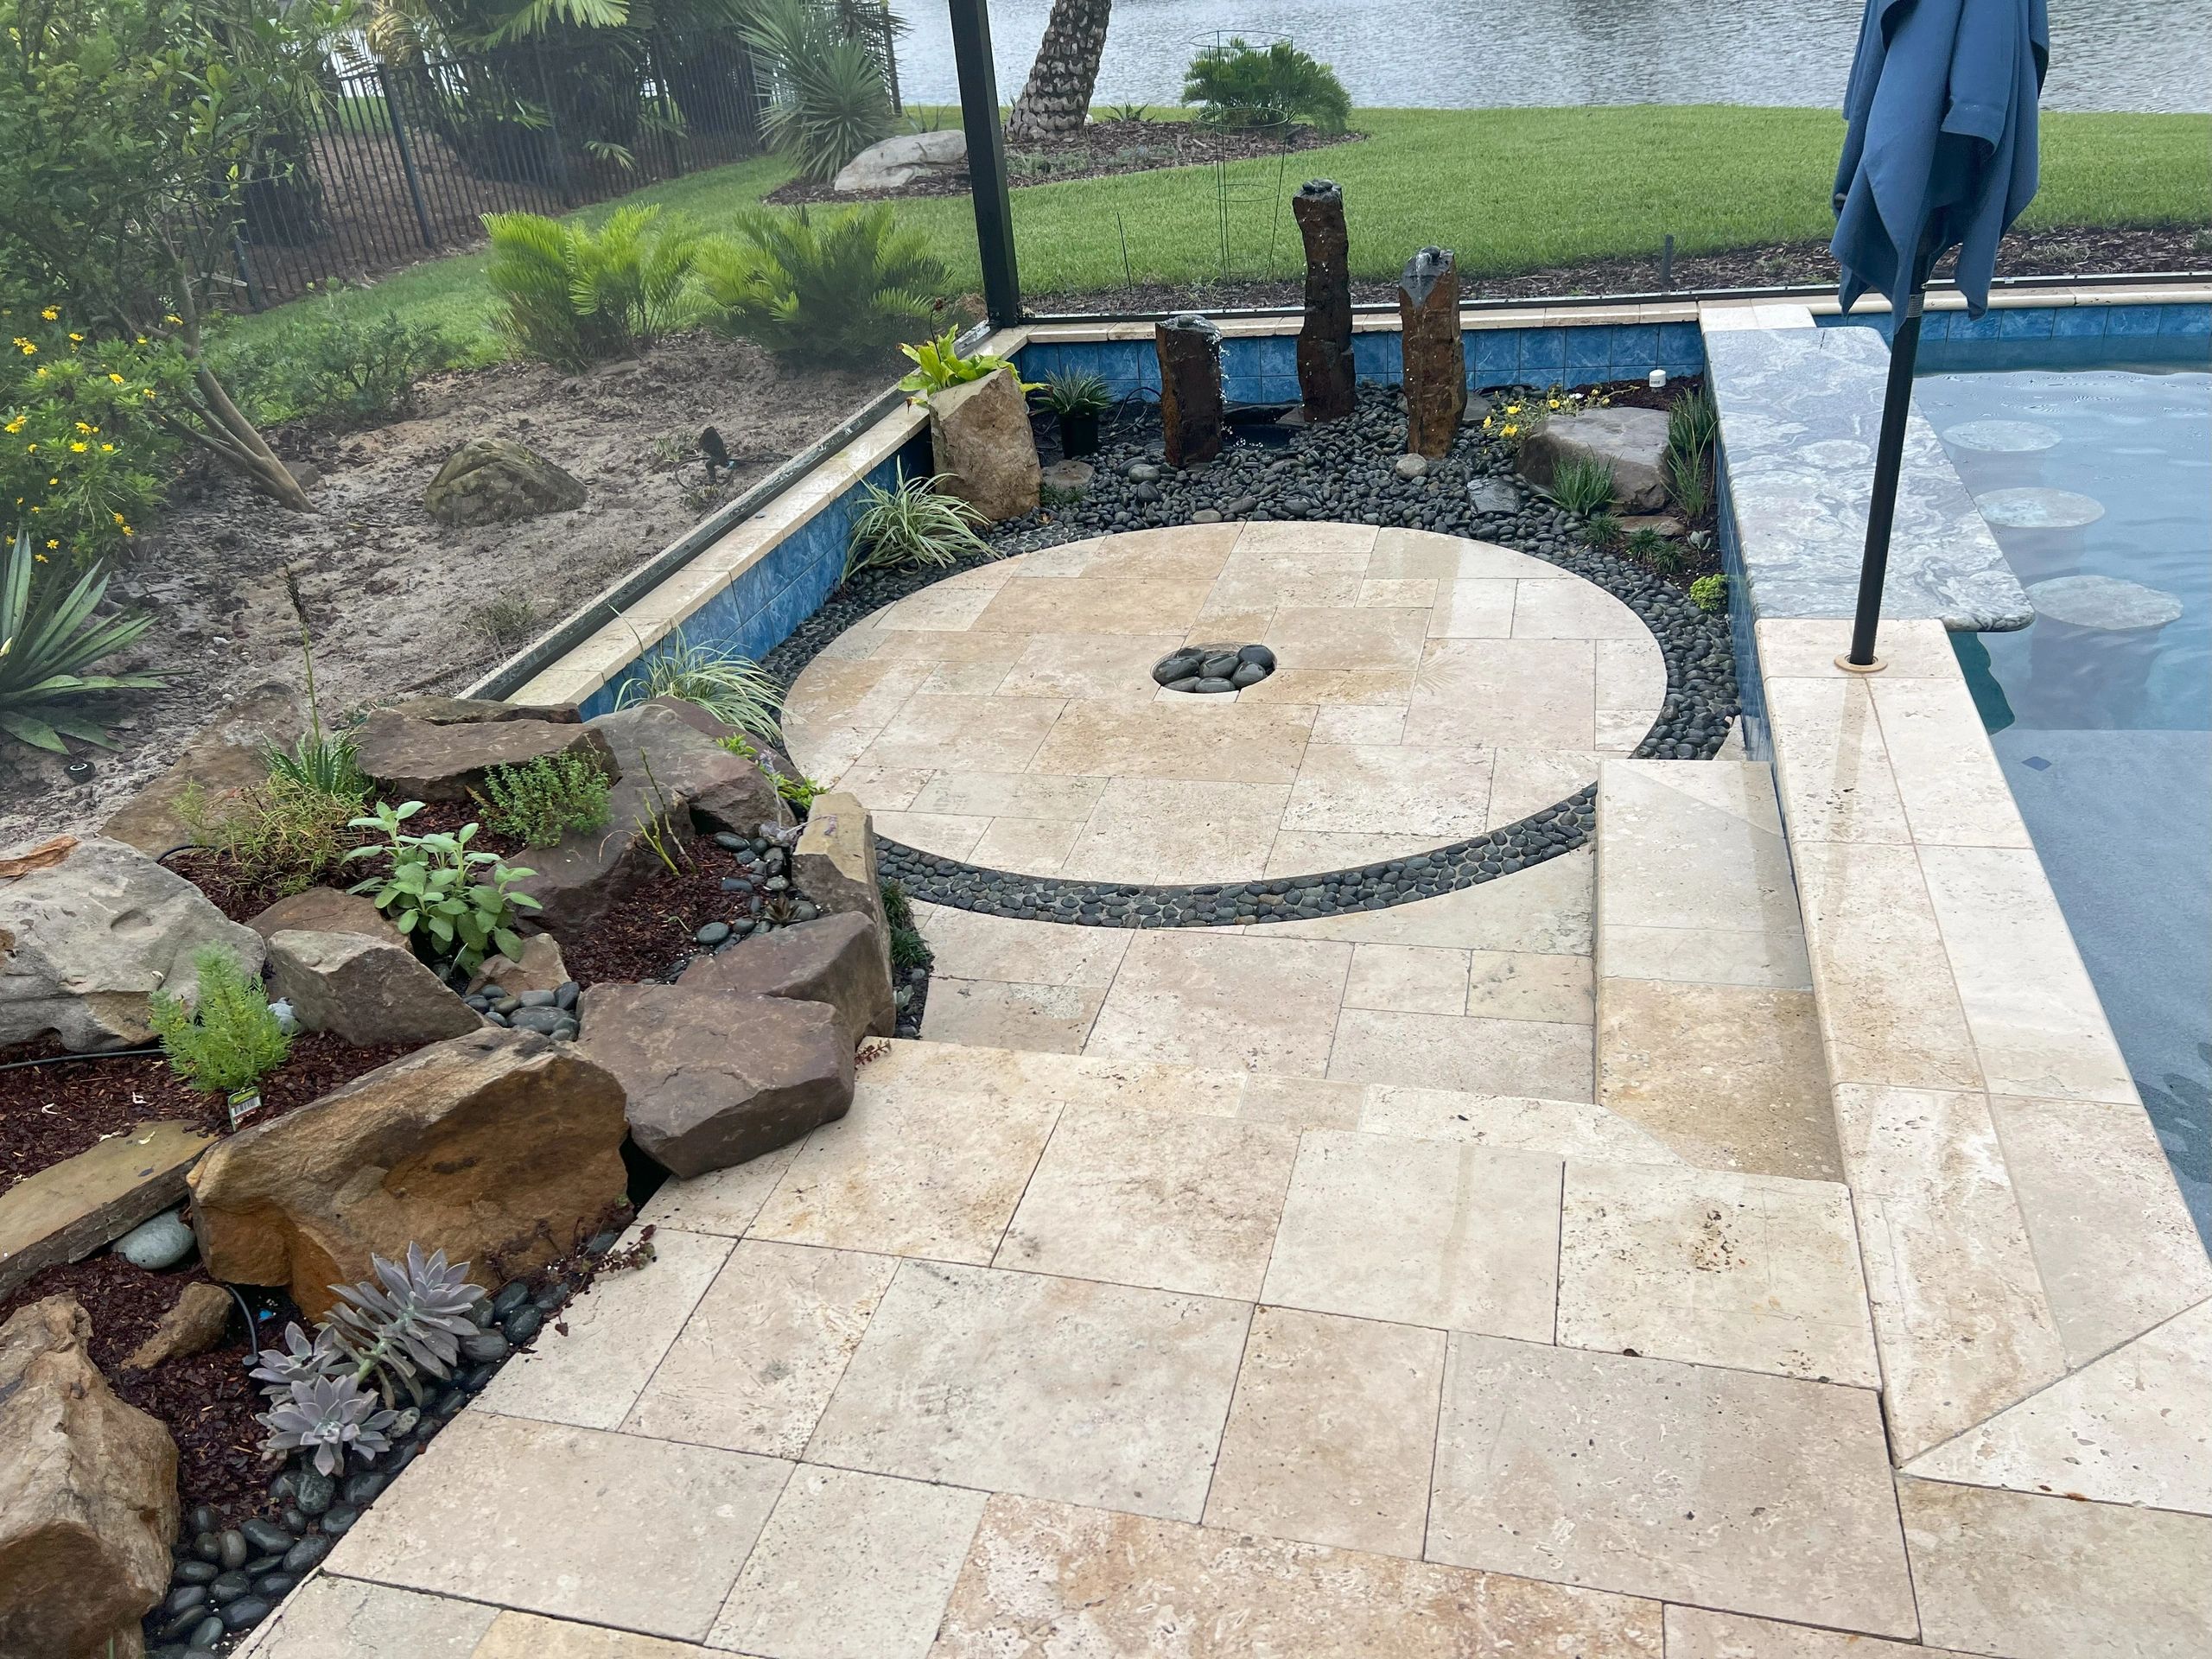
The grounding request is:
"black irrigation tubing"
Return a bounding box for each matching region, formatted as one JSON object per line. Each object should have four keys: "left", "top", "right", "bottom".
{"left": 0, "top": 1046, "right": 162, "bottom": 1074}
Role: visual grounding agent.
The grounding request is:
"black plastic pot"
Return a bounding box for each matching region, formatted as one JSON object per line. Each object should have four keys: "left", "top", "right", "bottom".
{"left": 1058, "top": 410, "right": 1101, "bottom": 459}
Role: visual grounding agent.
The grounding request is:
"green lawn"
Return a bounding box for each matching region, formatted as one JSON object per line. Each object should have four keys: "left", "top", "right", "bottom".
{"left": 219, "top": 104, "right": 2210, "bottom": 365}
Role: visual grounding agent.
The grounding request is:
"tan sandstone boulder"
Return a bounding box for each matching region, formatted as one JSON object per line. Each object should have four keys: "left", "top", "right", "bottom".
{"left": 265, "top": 928, "right": 482, "bottom": 1047}
{"left": 929, "top": 367, "right": 1040, "bottom": 523}
{"left": 247, "top": 887, "right": 408, "bottom": 950}
{"left": 351, "top": 709, "right": 615, "bottom": 804}
{"left": 793, "top": 795, "right": 892, "bottom": 981}
{"left": 681, "top": 912, "right": 893, "bottom": 1046}
{"left": 187, "top": 1027, "right": 627, "bottom": 1319}
{"left": 0, "top": 1295, "right": 178, "bottom": 1659}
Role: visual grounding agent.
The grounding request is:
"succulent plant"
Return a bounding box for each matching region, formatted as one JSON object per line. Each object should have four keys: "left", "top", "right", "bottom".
{"left": 249, "top": 1320, "right": 348, "bottom": 1395}
{"left": 326, "top": 1244, "right": 486, "bottom": 1383}
{"left": 262, "top": 1373, "right": 401, "bottom": 1477}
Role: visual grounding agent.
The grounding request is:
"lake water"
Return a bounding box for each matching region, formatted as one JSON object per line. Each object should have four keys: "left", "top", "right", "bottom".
{"left": 897, "top": 0, "right": 2212, "bottom": 114}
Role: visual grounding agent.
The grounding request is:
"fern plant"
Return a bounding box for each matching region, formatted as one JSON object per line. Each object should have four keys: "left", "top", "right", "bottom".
{"left": 484, "top": 206, "right": 702, "bottom": 370}
{"left": 847, "top": 467, "right": 989, "bottom": 577}
{"left": 615, "top": 625, "right": 785, "bottom": 747}
{"left": 1183, "top": 38, "right": 1352, "bottom": 135}
{"left": 742, "top": 0, "right": 898, "bottom": 182}
{"left": 0, "top": 530, "right": 162, "bottom": 752}
{"left": 148, "top": 947, "right": 292, "bottom": 1096}
{"left": 695, "top": 206, "right": 945, "bottom": 366}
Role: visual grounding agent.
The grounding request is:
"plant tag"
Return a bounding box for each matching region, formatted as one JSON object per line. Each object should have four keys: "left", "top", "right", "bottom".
{"left": 226, "top": 1087, "right": 265, "bottom": 1129}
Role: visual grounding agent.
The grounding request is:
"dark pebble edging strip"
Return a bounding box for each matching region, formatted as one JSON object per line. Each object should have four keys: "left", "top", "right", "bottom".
{"left": 761, "top": 385, "right": 1737, "bottom": 930}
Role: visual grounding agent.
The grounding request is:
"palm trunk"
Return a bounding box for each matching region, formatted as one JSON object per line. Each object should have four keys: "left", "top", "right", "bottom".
{"left": 1007, "top": 0, "right": 1112, "bottom": 140}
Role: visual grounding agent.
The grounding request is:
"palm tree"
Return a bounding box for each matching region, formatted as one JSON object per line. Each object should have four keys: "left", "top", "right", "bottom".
{"left": 1006, "top": 0, "right": 1109, "bottom": 139}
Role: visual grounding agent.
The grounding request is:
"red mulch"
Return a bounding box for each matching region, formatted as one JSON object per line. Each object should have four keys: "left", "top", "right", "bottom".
{"left": 1, "top": 1032, "right": 423, "bottom": 1188}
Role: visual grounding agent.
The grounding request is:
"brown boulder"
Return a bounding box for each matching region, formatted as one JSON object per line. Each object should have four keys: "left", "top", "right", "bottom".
{"left": 384, "top": 696, "right": 579, "bottom": 726}
{"left": 1517, "top": 405, "right": 1672, "bottom": 513}
{"left": 100, "top": 682, "right": 304, "bottom": 856}
{"left": 122, "top": 1282, "right": 233, "bottom": 1371}
{"left": 628, "top": 697, "right": 792, "bottom": 834}
{"left": 681, "top": 912, "right": 893, "bottom": 1045}
{"left": 0, "top": 1296, "right": 178, "bottom": 1659}
{"left": 265, "top": 929, "right": 482, "bottom": 1047}
{"left": 467, "top": 933, "right": 569, "bottom": 997}
{"left": 929, "top": 367, "right": 1040, "bottom": 523}
{"left": 580, "top": 985, "right": 853, "bottom": 1178}
{"left": 248, "top": 887, "right": 406, "bottom": 950}
{"left": 793, "top": 794, "right": 893, "bottom": 982}
{"left": 352, "top": 709, "right": 615, "bottom": 804}
{"left": 187, "top": 1028, "right": 627, "bottom": 1319}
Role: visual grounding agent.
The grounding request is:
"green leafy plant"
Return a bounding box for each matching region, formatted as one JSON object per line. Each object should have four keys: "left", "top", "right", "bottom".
{"left": 182, "top": 773, "right": 364, "bottom": 897}
{"left": 1664, "top": 388, "right": 1719, "bottom": 522}
{"left": 1626, "top": 525, "right": 1688, "bottom": 576}
{"left": 714, "top": 731, "right": 822, "bottom": 812}
{"left": 221, "top": 305, "right": 457, "bottom": 431}
{"left": 1583, "top": 509, "right": 1623, "bottom": 550}
{"left": 1546, "top": 456, "right": 1617, "bottom": 518}
{"left": 475, "top": 752, "right": 613, "bottom": 847}
{"left": 1105, "top": 101, "right": 1151, "bottom": 124}
{"left": 346, "top": 801, "right": 540, "bottom": 973}
{"left": 880, "top": 877, "right": 931, "bottom": 975}
{"left": 147, "top": 946, "right": 291, "bottom": 1096}
{"left": 616, "top": 625, "right": 784, "bottom": 747}
{"left": 694, "top": 206, "right": 944, "bottom": 367}
{"left": 0, "top": 528, "right": 162, "bottom": 752}
{"left": 896, "top": 328, "right": 1035, "bottom": 403}
{"left": 1691, "top": 573, "right": 1728, "bottom": 614}
{"left": 1039, "top": 370, "right": 1111, "bottom": 416}
{"left": 1183, "top": 38, "right": 1351, "bottom": 135}
{"left": 484, "top": 205, "right": 702, "bottom": 370}
{"left": 847, "top": 467, "right": 990, "bottom": 578}
{"left": 741, "top": 0, "right": 898, "bottom": 182}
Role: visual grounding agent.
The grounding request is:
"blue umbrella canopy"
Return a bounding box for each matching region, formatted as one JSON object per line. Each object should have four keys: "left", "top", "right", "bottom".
{"left": 1832, "top": 0, "right": 2049, "bottom": 315}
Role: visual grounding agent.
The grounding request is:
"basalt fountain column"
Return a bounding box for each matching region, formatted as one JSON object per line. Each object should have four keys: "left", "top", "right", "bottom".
{"left": 1292, "top": 180, "right": 1356, "bottom": 421}
{"left": 1155, "top": 312, "right": 1225, "bottom": 467}
{"left": 1398, "top": 245, "right": 1465, "bottom": 458}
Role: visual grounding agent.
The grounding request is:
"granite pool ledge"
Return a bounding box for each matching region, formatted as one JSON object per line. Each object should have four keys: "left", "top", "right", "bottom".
{"left": 1705, "top": 320, "right": 2033, "bottom": 633}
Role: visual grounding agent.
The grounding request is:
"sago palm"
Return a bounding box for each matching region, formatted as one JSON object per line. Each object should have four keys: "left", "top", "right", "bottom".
{"left": 695, "top": 205, "right": 944, "bottom": 365}
{"left": 0, "top": 531, "right": 163, "bottom": 752}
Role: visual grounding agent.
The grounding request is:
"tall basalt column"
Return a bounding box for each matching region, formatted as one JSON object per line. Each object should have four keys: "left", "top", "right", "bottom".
{"left": 1155, "top": 313, "right": 1225, "bottom": 468}
{"left": 1292, "top": 180, "right": 1356, "bottom": 421}
{"left": 1398, "top": 245, "right": 1466, "bottom": 458}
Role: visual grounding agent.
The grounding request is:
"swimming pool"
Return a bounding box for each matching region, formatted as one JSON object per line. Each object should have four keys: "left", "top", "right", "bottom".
{"left": 1920, "top": 358, "right": 2211, "bottom": 1245}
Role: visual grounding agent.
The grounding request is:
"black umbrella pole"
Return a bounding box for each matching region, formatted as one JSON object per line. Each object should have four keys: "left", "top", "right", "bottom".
{"left": 1844, "top": 289, "right": 1927, "bottom": 669}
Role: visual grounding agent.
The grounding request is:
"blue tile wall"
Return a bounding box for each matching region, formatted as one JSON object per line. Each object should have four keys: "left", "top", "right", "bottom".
{"left": 1821, "top": 302, "right": 2211, "bottom": 346}
{"left": 1713, "top": 439, "right": 1771, "bottom": 765}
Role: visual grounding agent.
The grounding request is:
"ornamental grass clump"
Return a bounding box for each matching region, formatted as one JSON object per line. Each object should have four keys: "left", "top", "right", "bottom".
{"left": 1664, "top": 387, "right": 1719, "bottom": 521}
{"left": 1547, "top": 456, "right": 1618, "bottom": 518}
{"left": 476, "top": 752, "right": 613, "bottom": 848}
{"left": 615, "top": 625, "right": 785, "bottom": 748}
{"left": 148, "top": 946, "right": 291, "bottom": 1096}
{"left": 847, "top": 467, "right": 989, "bottom": 578}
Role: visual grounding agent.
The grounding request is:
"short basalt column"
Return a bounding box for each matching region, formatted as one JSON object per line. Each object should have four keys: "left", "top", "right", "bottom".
{"left": 1292, "top": 180, "right": 1356, "bottom": 422}
{"left": 1154, "top": 312, "right": 1225, "bottom": 467}
{"left": 1398, "top": 245, "right": 1466, "bottom": 458}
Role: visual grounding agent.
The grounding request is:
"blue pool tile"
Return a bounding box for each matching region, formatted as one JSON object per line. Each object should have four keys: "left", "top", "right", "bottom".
{"left": 1472, "top": 329, "right": 1521, "bottom": 375}
{"left": 2052, "top": 307, "right": 2109, "bottom": 339}
{"left": 2103, "top": 304, "right": 2164, "bottom": 337}
{"left": 1607, "top": 324, "right": 1657, "bottom": 372}
{"left": 1658, "top": 321, "right": 1704, "bottom": 365}
{"left": 2158, "top": 304, "right": 2212, "bottom": 336}
{"left": 1516, "top": 328, "right": 1566, "bottom": 379}
{"left": 1997, "top": 307, "right": 2056, "bottom": 339}
{"left": 1564, "top": 327, "right": 1613, "bottom": 378}
{"left": 1951, "top": 310, "right": 2007, "bottom": 342}
{"left": 1353, "top": 331, "right": 1403, "bottom": 384}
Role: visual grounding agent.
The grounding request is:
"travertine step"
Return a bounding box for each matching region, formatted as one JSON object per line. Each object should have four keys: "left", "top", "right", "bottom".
{"left": 1592, "top": 760, "right": 1839, "bottom": 1179}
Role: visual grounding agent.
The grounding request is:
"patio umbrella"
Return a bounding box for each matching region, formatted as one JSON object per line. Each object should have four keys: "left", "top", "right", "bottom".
{"left": 1830, "top": 0, "right": 2048, "bottom": 668}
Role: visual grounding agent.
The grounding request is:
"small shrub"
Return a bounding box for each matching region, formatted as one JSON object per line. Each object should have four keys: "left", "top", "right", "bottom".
{"left": 1583, "top": 509, "right": 1623, "bottom": 550}
{"left": 694, "top": 206, "right": 945, "bottom": 368}
{"left": 1183, "top": 38, "right": 1351, "bottom": 135}
{"left": 1626, "top": 526, "right": 1688, "bottom": 576}
{"left": 485, "top": 206, "right": 702, "bottom": 371}
{"left": 1039, "top": 370, "right": 1111, "bottom": 416}
{"left": 1548, "top": 456, "right": 1617, "bottom": 517}
{"left": 183, "top": 772, "right": 365, "bottom": 896}
{"left": 881, "top": 878, "right": 931, "bottom": 974}
{"left": 743, "top": 0, "right": 898, "bottom": 182}
{"left": 346, "top": 800, "right": 540, "bottom": 973}
{"left": 896, "top": 328, "right": 1034, "bottom": 403}
{"left": 1664, "top": 388, "right": 1719, "bottom": 521}
{"left": 148, "top": 946, "right": 291, "bottom": 1095}
{"left": 616, "top": 625, "right": 784, "bottom": 747}
{"left": 1691, "top": 573, "right": 1728, "bottom": 614}
{"left": 222, "top": 306, "right": 456, "bottom": 430}
{"left": 847, "top": 467, "right": 989, "bottom": 578}
{"left": 476, "top": 752, "right": 613, "bottom": 848}
{"left": 0, "top": 528, "right": 162, "bottom": 752}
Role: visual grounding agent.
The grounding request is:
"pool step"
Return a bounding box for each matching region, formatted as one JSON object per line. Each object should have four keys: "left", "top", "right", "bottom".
{"left": 1592, "top": 759, "right": 1840, "bottom": 1180}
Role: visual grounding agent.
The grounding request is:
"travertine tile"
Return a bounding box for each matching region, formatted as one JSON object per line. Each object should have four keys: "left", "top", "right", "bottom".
{"left": 239, "top": 1578, "right": 495, "bottom": 1659}
{"left": 918, "top": 656, "right": 1020, "bottom": 695}
{"left": 874, "top": 810, "right": 991, "bottom": 860}
{"left": 640, "top": 1143, "right": 800, "bottom": 1237}
{"left": 1757, "top": 615, "right": 1961, "bottom": 679}
{"left": 783, "top": 657, "right": 934, "bottom": 733}
{"left": 1343, "top": 944, "right": 1471, "bottom": 1015}
{"left": 930, "top": 1494, "right": 1663, "bottom": 1656}
{"left": 1058, "top": 778, "right": 1291, "bottom": 883}
{"left": 805, "top": 1260, "right": 1249, "bottom": 1522}
{"left": 1330, "top": 1007, "right": 1594, "bottom": 1101}
{"left": 1205, "top": 1307, "right": 1445, "bottom": 1557}
{"left": 1308, "top": 702, "right": 1408, "bottom": 745}
{"left": 973, "top": 575, "right": 1213, "bottom": 635}
{"left": 1233, "top": 520, "right": 1379, "bottom": 561}
{"left": 969, "top": 815, "right": 1082, "bottom": 870}
{"left": 1423, "top": 578, "right": 1517, "bottom": 638}
{"left": 1357, "top": 576, "right": 1437, "bottom": 607}
{"left": 1762, "top": 676, "right": 1913, "bottom": 845}
{"left": 996, "top": 1104, "right": 1299, "bottom": 1299}
{"left": 1989, "top": 1095, "right": 2212, "bottom": 1362}
{"left": 478, "top": 1227, "right": 731, "bottom": 1429}
{"left": 1079, "top": 523, "right": 1242, "bottom": 581}
{"left": 912, "top": 904, "right": 1130, "bottom": 988}
{"left": 1236, "top": 1072, "right": 1367, "bottom": 1129}
{"left": 626, "top": 1240, "right": 897, "bottom": 1459}
{"left": 907, "top": 770, "right": 1108, "bottom": 820}
{"left": 994, "top": 632, "right": 1188, "bottom": 699}
{"left": 1262, "top": 829, "right": 1438, "bottom": 877}
{"left": 1270, "top": 604, "right": 1432, "bottom": 668}
{"left": 1402, "top": 638, "right": 1596, "bottom": 749}
{"left": 1834, "top": 1084, "right": 2069, "bottom": 1461}
{"left": 708, "top": 1467, "right": 986, "bottom": 1659}
{"left": 1485, "top": 747, "right": 1600, "bottom": 829}
{"left": 1595, "top": 980, "right": 1839, "bottom": 1179}
{"left": 1264, "top": 848, "right": 1593, "bottom": 952}
{"left": 857, "top": 695, "right": 1065, "bottom": 772}
{"left": 1904, "top": 1299, "right": 2212, "bottom": 1515}
{"left": 1358, "top": 1084, "right": 1682, "bottom": 1164}
{"left": 1596, "top": 760, "right": 1803, "bottom": 938}
{"left": 475, "top": 1613, "right": 711, "bottom": 1658}
{"left": 1231, "top": 664, "right": 1414, "bottom": 705}
{"left": 1599, "top": 924, "right": 1812, "bottom": 992}
{"left": 1464, "top": 950, "right": 1595, "bottom": 1022}
{"left": 1898, "top": 1477, "right": 2212, "bottom": 1658}
{"left": 1085, "top": 931, "right": 1351, "bottom": 1077}
{"left": 1371, "top": 529, "right": 1573, "bottom": 582}
{"left": 1869, "top": 675, "right": 2033, "bottom": 848}
{"left": 1595, "top": 633, "right": 1669, "bottom": 724}
{"left": 1663, "top": 1606, "right": 1980, "bottom": 1657}
{"left": 834, "top": 764, "right": 932, "bottom": 811}
{"left": 1556, "top": 1162, "right": 1878, "bottom": 1385}
{"left": 1509, "top": 577, "right": 1650, "bottom": 640}
{"left": 748, "top": 1077, "right": 1059, "bottom": 1262}
{"left": 1029, "top": 698, "right": 1314, "bottom": 783}
{"left": 328, "top": 1412, "right": 788, "bottom": 1641}
{"left": 875, "top": 574, "right": 1011, "bottom": 632}
{"left": 1430, "top": 1338, "right": 1915, "bottom": 1636}
{"left": 1917, "top": 845, "right": 2136, "bottom": 1104}
{"left": 1262, "top": 1130, "right": 1560, "bottom": 1338}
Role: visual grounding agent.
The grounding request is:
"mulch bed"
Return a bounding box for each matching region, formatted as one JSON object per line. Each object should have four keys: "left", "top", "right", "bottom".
{"left": 766, "top": 116, "right": 1359, "bottom": 206}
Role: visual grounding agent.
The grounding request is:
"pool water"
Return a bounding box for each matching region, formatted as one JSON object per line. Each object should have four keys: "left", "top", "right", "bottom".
{"left": 1921, "top": 362, "right": 2211, "bottom": 1246}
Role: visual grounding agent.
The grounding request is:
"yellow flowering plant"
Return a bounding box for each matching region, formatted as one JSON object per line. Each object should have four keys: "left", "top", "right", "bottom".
{"left": 1478, "top": 383, "right": 1610, "bottom": 453}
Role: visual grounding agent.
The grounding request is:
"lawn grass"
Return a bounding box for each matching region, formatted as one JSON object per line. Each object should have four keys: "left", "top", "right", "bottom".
{"left": 218, "top": 104, "right": 2210, "bottom": 364}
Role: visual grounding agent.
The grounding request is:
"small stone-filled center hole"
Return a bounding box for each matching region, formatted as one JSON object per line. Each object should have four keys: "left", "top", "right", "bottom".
{"left": 1153, "top": 643, "right": 1276, "bottom": 694}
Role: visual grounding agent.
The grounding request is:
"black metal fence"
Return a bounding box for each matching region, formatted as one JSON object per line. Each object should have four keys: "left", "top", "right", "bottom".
{"left": 232, "top": 16, "right": 901, "bottom": 309}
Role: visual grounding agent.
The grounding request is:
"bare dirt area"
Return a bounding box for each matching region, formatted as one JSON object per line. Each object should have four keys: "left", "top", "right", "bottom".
{"left": 1, "top": 334, "right": 898, "bottom": 842}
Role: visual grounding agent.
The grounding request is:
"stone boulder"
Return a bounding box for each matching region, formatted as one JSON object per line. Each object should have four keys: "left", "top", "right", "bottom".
{"left": 628, "top": 697, "right": 793, "bottom": 834}
{"left": 423, "top": 438, "right": 586, "bottom": 528}
{"left": 265, "top": 929, "right": 482, "bottom": 1047}
{"left": 580, "top": 985, "right": 852, "bottom": 1178}
{"left": 681, "top": 912, "right": 893, "bottom": 1046}
{"left": 832, "top": 128, "right": 966, "bottom": 194}
{"left": 380, "top": 696, "right": 579, "bottom": 726}
{"left": 0, "top": 836, "right": 266, "bottom": 1052}
{"left": 1517, "top": 405, "right": 1673, "bottom": 513}
{"left": 930, "top": 367, "right": 1041, "bottom": 524}
{"left": 793, "top": 794, "right": 893, "bottom": 981}
{"left": 122, "top": 1282, "right": 234, "bottom": 1371}
{"left": 588, "top": 701, "right": 788, "bottom": 837}
{"left": 100, "top": 682, "right": 304, "bottom": 856}
{"left": 351, "top": 708, "right": 615, "bottom": 804}
{"left": 247, "top": 887, "right": 407, "bottom": 950}
{"left": 187, "top": 1027, "right": 627, "bottom": 1319}
{"left": 467, "top": 933, "right": 569, "bottom": 997}
{"left": 0, "top": 1296, "right": 178, "bottom": 1659}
